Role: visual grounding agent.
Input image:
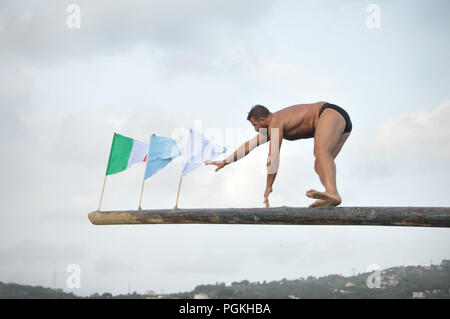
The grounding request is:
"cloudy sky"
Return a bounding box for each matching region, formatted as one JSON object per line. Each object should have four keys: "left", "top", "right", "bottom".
{"left": 0, "top": 0, "right": 449, "bottom": 296}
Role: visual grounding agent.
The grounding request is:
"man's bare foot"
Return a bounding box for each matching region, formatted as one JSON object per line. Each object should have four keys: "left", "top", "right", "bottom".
{"left": 308, "top": 199, "right": 334, "bottom": 208}
{"left": 306, "top": 189, "right": 342, "bottom": 206}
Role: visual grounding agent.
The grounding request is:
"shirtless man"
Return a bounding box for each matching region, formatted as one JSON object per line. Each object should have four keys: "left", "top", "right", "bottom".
{"left": 205, "top": 102, "right": 352, "bottom": 208}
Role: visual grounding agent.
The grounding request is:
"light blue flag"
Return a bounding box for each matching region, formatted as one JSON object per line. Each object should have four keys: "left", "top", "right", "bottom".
{"left": 181, "top": 130, "right": 227, "bottom": 177}
{"left": 144, "top": 135, "right": 181, "bottom": 179}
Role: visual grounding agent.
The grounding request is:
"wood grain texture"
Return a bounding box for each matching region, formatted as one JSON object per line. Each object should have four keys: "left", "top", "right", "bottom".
{"left": 88, "top": 207, "right": 450, "bottom": 228}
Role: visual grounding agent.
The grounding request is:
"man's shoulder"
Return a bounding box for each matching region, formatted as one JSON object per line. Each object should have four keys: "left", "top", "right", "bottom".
{"left": 271, "top": 107, "right": 298, "bottom": 124}
{"left": 269, "top": 113, "right": 284, "bottom": 127}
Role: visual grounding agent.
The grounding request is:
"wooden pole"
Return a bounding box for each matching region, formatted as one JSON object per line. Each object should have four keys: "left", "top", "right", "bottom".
{"left": 174, "top": 177, "right": 183, "bottom": 209}
{"left": 97, "top": 175, "right": 107, "bottom": 212}
{"left": 88, "top": 206, "right": 450, "bottom": 228}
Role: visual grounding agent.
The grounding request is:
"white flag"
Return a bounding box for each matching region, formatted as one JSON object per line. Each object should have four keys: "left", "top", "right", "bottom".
{"left": 181, "top": 130, "right": 226, "bottom": 176}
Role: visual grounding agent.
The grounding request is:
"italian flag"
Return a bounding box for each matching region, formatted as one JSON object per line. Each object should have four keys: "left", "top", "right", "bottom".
{"left": 106, "top": 133, "right": 148, "bottom": 175}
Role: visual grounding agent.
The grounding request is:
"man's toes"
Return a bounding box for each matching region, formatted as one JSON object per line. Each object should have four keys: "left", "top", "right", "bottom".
{"left": 306, "top": 189, "right": 320, "bottom": 199}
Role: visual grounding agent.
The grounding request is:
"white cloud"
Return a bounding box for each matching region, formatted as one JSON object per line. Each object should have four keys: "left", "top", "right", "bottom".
{"left": 337, "top": 100, "right": 450, "bottom": 206}
{"left": 369, "top": 100, "right": 450, "bottom": 164}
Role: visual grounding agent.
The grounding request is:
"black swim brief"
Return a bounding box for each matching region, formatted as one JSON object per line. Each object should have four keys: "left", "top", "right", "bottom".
{"left": 319, "top": 103, "right": 352, "bottom": 133}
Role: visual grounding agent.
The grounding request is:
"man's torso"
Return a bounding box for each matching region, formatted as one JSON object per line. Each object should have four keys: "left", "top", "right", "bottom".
{"left": 269, "top": 101, "right": 327, "bottom": 140}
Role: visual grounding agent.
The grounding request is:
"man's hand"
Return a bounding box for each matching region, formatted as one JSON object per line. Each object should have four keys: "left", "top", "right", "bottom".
{"left": 263, "top": 186, "right": 272, "bottom": 208}
{"left": 205, "top": 160, "right": 226, "bottom": 172}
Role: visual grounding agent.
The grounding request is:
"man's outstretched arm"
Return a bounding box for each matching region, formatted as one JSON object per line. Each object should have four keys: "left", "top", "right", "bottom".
{"left": 205, "top": 133, "right": 268, "bottom": 172}
{"left": 264, "top": 126, "right": 283, "bottom": 207}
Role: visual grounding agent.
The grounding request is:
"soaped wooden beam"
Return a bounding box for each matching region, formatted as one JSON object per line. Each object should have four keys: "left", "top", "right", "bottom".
{"left": 88, "top": 207, "right": 450, "bottom": 228}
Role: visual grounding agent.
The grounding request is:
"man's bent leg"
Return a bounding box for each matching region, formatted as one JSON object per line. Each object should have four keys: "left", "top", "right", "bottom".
{"left": 307, "top": 109, "right": 347, "bottom": 207}
{"left": 307, "top": 155, "right": 341, "bottom": 206}
{"left": 309, "top": 132, "right": 350, "bottom": 207}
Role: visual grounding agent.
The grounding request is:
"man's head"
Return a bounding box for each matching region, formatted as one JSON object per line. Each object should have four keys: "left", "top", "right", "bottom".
{"left": 247, "top": 104, "right": 271, "bottom": 132}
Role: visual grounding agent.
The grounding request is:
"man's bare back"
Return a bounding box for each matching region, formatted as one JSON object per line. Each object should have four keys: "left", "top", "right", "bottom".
{"left": 268, "top": 102, "right": 326, "bottom": 141}
{"left": 205, "top": 102, "right": 352, "bottom": 208}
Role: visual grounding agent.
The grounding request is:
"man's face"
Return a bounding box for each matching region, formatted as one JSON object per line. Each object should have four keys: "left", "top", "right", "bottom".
{"left": 249, "top": 117, "right": 268, "bottom": 133}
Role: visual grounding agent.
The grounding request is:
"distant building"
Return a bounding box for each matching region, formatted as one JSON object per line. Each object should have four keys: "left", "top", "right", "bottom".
{"left": 194, "top": 293, "right": 209, "bottom": 299}
{"left": 412, "top": 292, "right": 425, "bottom": 299}
{"left": 440, "top": 259, "right": 450, "bottom": 267}
{"left": 432, "top": 289, "right": 441, "bottom": 294}
{"left": 345, "top": 282, "right": 355, "bottom": 288}
{"left": 288, "top": 295, "right": 300, "bottom": 299}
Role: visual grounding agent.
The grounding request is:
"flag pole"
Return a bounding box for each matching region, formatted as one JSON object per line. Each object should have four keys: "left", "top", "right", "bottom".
{"left": 139, "top": 133, "right": 155, "bottom": 210}
{"left": 174, "top": 128, "right": 190, "bottom": 209}
{"left": 138, "top": 178, "right": 145, "bottom": 210}
{"left": 174, "top": 176, "right": 183, "bottom": 209}
{"left": 98, "top": 132, "right": 117, "bottom": 212}
{"left": 97, "top": 175, "right": 107, "bottom": 212}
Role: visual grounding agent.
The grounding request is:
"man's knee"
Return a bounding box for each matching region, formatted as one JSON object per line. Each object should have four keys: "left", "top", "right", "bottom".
{"left": 314, "top": 159, "right": 323, "bottom": 174}
{"left": 313, "top": 147, "right": 332, "bottom": 160}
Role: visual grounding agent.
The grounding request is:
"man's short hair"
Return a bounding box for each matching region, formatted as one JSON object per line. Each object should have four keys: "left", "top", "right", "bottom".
{"left": 247, "top": 104, "right": 270, "bottom": 121}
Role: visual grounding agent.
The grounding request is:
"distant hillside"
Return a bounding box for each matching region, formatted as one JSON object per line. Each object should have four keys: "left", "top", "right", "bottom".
{"left": 0, "top": 282, "right": 78, "bottom": 299}
{"left": 174, "top": 259, "right": 450, "bottom": 299}
{"left": 1, "top": 260, "right": 449, "bottom": 299}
